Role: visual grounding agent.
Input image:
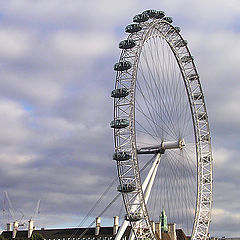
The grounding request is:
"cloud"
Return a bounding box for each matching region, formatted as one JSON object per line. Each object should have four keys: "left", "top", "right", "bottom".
{"left": 211, "top": 207, "right": 240, "bottom": 236}
{"left": 0, "top": 0, "right": 239, "bottom": 238}
{"left": 180, "top": 30, "right": 240, "bottom": 143}
{"left": 1, "top": 0, "right": 138, "bottom": 30}
{"left": 0, "top": 28, "right": 33, "bottom": 59}
{"left": 213, "top": 147, "right": 233, "bottom": 167}
{"left": 0, "top": 99, "right": 31, "bottom": 145}
{"left": 50, "top": 31, "right": 117, "bottom": 61}
{"left": 0, "top": 71, "right": 64, "bottom": 106}
{"left": 148, "top": 0, "right": 240, "bottom": 30}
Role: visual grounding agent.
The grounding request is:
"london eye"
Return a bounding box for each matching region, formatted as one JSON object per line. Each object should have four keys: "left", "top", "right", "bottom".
{"left": 111, "top": 10, "right": 213, "bottom": 240}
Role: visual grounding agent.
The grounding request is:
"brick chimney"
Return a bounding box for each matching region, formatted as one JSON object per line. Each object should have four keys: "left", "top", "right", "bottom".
{"left": 155, "top": 222, "right": 161, "bottom": 239}
{"left": 168, "top": 223, "right": 177, "bottom": 240}
{"left": 150, "top": 221, "right": 156, "bottom": 235}
{"left": 95, "top": 217, "right": 101, "bottom": 235}
{"left": 12, "top": 221, "right": 18, "bottom": 239}
{"left": 28, "top": 220, "right": 34, "bottom": 238}
{"left": 113, "top": 216, "right": 119, "bottom": 235}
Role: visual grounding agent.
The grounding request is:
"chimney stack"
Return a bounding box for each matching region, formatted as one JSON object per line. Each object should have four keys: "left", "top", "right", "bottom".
{"left": 168, "top": 223, "right": 177, "bottom": 240}
{"left": 28, "top": 220, "right": 34, "bottom": 238}
{"left": 6, "top": 223, "right": 12, "bottom": 231}
{"left": 155, "top": 222, "right": 161, "bottom": 239}
{"left": 150, "top": 221, "right": 156, "bottom": 235}
{"left": 95, "top": 217, "right": 101, "bottom": 235}
{"left": 12, "top": 221, "right": 18, "bottom": 239}
{"left": 113, "top": 216, "right": 119, "bottom": 235}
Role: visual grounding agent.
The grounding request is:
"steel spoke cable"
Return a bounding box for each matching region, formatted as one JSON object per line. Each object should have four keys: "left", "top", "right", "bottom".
{"left": 137, "top": 64, "right": 178, "bottom": 139}
{"left": 165, "top": 152, "right": 184, "bottom": 221}
{"left": 77, "top": 177, "right": 118, "bottom": 228}
{"left": 135, "top": 128, "right": 160, "bottom": 143}
{"left": 152, "top": 156, "right": 174, "bottom": 220}
{"left": 71, "top": 155, "right": 157, "bottom": 238}
{"left": 138, "top": 49, "right": 161, "bottom": 129}
{"left": 153, "top": 37, "right": 167, "bottom": 139}
{"left": 139, "top": 45, "right": 178, "bottom": 137}
{"left": 167, "top": 57, "right": 186, "bottom": 139}
{"left": 156, "top": 38, "right": 183, "bottom": 139}
{"left": 136, "top": 77, "right": 177, "bottom": 139}
{"left": 157, "top": 37, "right": 179, "bottom": 136}
{"left": 135, "top": 119, "right": 161, "bottom": 145}
{"left": 184, "top": 144, "right": 197, "bottom": 155}
{"left": 152, "top": 157, "right": 163, "bottom": 219}
{"left": 148, "top": 39, "right": 177, "bottom": 139}
{"left": 170, "top": 59, "right": 185, "bottom": 137}
{"left": 150, "top": 37, "right": 164, "bottom": 138}
{"left": 168, "top": 149, "right": 196, "bottom": 176}
{"left": 178, "top": 101, "right": 192, "bottom": 135}
{"left": 167, "top": 150, "right": 196, "bottom": 208}
{"left": 169, "top": 71, "right": 185, "bottom": 138}
{"left": 153, "top": 39, "right": 180, "bottom": 137}
{"left": 166, "top": 151, "right": 195, "bottom": 233}
{"left": 135, "top": 94, "right": 162, "bottom": 141}
{"left": 136, "top": 73, "right": 162, "bottom": 139}
{"left": 161, "top": 39, "right": 177, "bottom": 123}
{"left": 177, "top": 81, "right": 189, "bottom": 139}
{"left": 74, "top": 193, "right": 121, "bottom": 239}
{"left": 155, "top": 153, "right": 179, "bottom": 222}
{"left": 164, "top": 149, "right": 196, "bottom": 218}
{"left": 138, "top": 54, "right": 165, "bottom": 133}
{"left": 135, "top": 100, "right": 176, "bottom": 140}
{"left": 181, "top": 112, "right": 195, "bottom": 139}
{"left": 148, "top": 37, "right": 169, "bottom": 133}
{"left": 142, "top": 40, "right": 162, "bottom": 137}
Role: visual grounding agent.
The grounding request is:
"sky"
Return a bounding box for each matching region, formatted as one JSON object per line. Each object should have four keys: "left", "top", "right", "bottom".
{"left": 0, "top": 0, "right": 239, "bottom": 238}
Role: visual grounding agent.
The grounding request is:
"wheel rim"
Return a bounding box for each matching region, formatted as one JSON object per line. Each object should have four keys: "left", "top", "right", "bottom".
{"left": 136, "top": 33, "right": 197, "bottom": 235}
{"left": 111, "top": 12, "right": 213, "bottom": 240}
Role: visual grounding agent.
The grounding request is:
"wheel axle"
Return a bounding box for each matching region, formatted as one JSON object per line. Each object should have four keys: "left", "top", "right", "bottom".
{"left": 137, "top": 140, "right": 185, "bottom": 155}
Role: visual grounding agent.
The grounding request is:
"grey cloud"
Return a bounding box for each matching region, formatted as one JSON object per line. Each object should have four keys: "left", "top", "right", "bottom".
{"left": 0, "top": 0, "right": 239, "bottom": 238}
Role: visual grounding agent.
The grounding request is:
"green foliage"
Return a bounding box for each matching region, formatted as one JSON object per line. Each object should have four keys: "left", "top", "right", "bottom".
{"left": 0, "top": 235, "right": 6, "bottom": 240}
{"left": 31, "top": 233, "right": 44, "bottom": 240}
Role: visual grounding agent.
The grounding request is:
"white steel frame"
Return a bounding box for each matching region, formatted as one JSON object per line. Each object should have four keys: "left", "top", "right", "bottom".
{"left": 112, "top": 17, "right": 213, "bottom": 240}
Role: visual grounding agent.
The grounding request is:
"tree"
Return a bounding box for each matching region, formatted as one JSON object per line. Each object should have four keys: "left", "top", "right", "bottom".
{"left": 0, "top": 235, "right": 6, "bottom": 240}
{"left": 31, "top": 233, "right": 44, "bottom": 240}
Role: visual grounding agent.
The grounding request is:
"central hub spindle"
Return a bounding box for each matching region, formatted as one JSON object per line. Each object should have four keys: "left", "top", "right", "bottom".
{"left": 137, "top": 139, "right": 185, "bottom": 155}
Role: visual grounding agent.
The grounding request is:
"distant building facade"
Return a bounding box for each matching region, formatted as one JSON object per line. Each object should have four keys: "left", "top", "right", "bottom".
{"left": 0, "top": 212, "right": 188, "bottom": 240}
{"left": 0, "top": 226, "right": 188, "bottom": 240}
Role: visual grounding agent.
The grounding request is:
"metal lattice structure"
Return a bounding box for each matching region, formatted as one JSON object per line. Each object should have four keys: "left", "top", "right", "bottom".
{"left": 111, "top": 10, "right": 213, "bottom": 240}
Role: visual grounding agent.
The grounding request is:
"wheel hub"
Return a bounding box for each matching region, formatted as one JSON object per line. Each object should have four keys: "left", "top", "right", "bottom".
{"left": 137, "top": 139, "right": 185, "bottom": 154}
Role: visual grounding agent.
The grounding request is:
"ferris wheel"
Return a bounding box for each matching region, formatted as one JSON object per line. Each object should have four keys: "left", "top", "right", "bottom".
{"left": 110, "top": 10, "right": 213, "bottom": 240}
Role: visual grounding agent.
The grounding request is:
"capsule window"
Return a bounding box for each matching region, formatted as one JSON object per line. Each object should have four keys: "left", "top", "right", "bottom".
{"left": 119, "top": 39, "right": 136, "bottom": 49}
{"left": 113, "top": 151, "right": 131, "bottom": 161}
{"left": 125, "top": 24, "right": 142, "bottom": 33}
{"left": 142, "top": 9, "right": 157, "bottom": 18}
{"left": 188, "top": 73, "right": 199, "bottom": 81}
{"left": 111, "top": 88, "right": 129, "bottom": 98}
{"left": 181, "top": 55, "right": 193, "bottom": 63}
{"left": 133, "top": 13, "right": 149, "bottom": 23}
{"left": 110, "top": 119, "right": 129, "bottom": 129}
{"left": 174, "top": 39, "right": 188, "bottom": 48}
{"left": 154, "top": 10, "right": 165, "bottom": 19}
{"left": 114, "top": 61, "right": 132, "bottom": 71}
{"left": 163, "top": 16, "right": 173, "bottom": 23}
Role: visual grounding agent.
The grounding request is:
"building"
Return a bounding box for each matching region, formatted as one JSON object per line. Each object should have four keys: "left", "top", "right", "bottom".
{"left": 0, "top": 212, "right": 188, "bottom": 240}
{"left": 1, "top": 226, "right": 131, "bottom": 240}
{"left": 1, "top": 226, "right": 188, "bottom": 240}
